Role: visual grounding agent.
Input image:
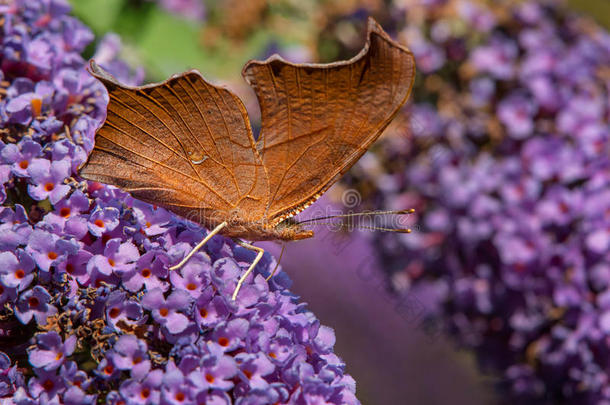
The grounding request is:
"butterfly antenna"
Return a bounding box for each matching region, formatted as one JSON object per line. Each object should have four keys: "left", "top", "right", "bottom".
{"left": 266, "top": 243, "right": 286, "bottom": 281}
{"left": 300, "top": 221, "right": 412, "bottom": 233}
{"left": 296, "top": 208, "right": 415, "bottom": 225}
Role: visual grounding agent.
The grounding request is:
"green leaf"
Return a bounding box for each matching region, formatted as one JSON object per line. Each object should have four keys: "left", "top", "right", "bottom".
{"left": 68, "top": 0, "right": 124, "bottom": 35}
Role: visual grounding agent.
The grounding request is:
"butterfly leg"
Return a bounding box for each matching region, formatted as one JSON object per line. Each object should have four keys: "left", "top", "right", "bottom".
{"left": 232, "top": 240, "right": 264, "bottom": 301}
{"left": 169, "top": 221, "right": 227, "bottom": 271}
{"left": 266, "top": 243, "right": 285, "bottom": 281}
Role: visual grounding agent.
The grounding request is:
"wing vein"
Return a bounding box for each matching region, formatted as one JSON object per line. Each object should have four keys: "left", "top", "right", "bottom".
{"left": 130, "top": 88, "right": 205, "bottom": 182}
{"left": 215, "top": 89, "right": 242, "bottom": 194}
{"left": 180, "top": 79, "right": 226, "bottom": 166}
{"left": 159, "top": 84, "right": 222, "bottom": 168}
{"left": 95, "top": 133, "right": 231, "bottom": 206}
{"left": 106, "top": 100, "right": 197, "bottom": 166}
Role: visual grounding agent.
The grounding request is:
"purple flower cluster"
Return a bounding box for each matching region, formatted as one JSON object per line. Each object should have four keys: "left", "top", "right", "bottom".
{"left": 334, "top": 0, "right": 610, "bottom": 403}
{"left": 0, "top": 1, "right": 358, "bottom": 404}
{"left": 147, "top": 0, "right": 206, "bottom": 21}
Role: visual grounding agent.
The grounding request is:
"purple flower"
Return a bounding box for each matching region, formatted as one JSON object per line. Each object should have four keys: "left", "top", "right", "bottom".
{"left": 4, "top": 80, "right": 54, "bottom": 125}
{"left": 586, "top": 229, "right": 610, "bottom": 255}
{"left": 14, "top": 286, "right": 57, "bottom": 325}
{"left": 0, "top": 164, "right": 9, "bottom": 204}
{"left": 61, "top": 361, "right": 92, "bottom": 392}
{"left": 194, "top": 292, "right": 229, "bottom": 328}
{"left": 24, "top": 35, "right": 55, "bottom": 76}
{"left": 0, "top": 249, "right": 35, "bottom": 291}
{"left": 457, "top": 1, "right": 496, "bottom": 32}
{"left": 110, "top": 335, "right": 151, "bottom": 380}
{"left": 235, "top": 353, "right": 275, "bottom": 391}
{"left": 56, "top": 249, "right": 92, "bottom": 286}
{"left": 142, "top": 288, "right": 192, "bottom": 334}
{"left": 46, "top": 190, "right": 90, "bottom": 239}
{"left": 132, "top": 199, "right": 171, "bottom": 236}
{"left": 27, "top": 369, "right": 64, "bottom": 399}
{"left": 412, "top": 40, "right": 445, "bottom": 73}
{"left": 95, "top": 357, "right": 120, "bottom": 381}
{"left": 119, "top": 369, "right": 163, "bottom": 404}
{"left": 87, "top": 238, "right": 139, "bottom": 276}
{"left": 122, "top": 251, "right": 169, "bottom": 292}
{"left": 104, "top": 291, "right": 145, "bottom": 330}
{"left": 188, "top": 353, "right": 237, "bottom": 391}
{"left": 28, "top": 331, "right": 76, "bottom": 371}
{"left": 63, "top": 385, "right": 97, "bottom": 405}
{"left": 92, "top": 34, "right": 145, "bottom": 86}
{"left": 156, "top": 0, "right": 206, "bottom": 21}
{"left": 26, "top": 229, "right": 78, "bottom": 272}
{"left": 27, "top": 158, "right": 71, "bottom": 204}
{"left": 87, "top": 206, "right": 120, "bottom": 237}
{"left": 160, "top": 361, "right": 197, "bottom": 404}
{"left": 51, "top": 138, "right": 88, "bottom": 174}
{"left": 1, "top": 139, "right": 42, "bottom": 177}
{"left": 497, "top": 93, "right": 537, "bottom": 139}
{"left": 469, "top": 77, "right": 495, "bottom": 107}
{"left": 169, "top": 254, "right": 211, "bottom": 299}
{"left": 211, "top": 319, "right": 249, "bottom": 352}
{"left": 471, "top": 37, "right": 518, "bottom": 79}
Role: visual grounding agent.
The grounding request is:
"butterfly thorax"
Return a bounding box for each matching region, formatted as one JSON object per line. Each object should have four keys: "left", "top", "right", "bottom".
{"left": 221, "top": 218, "right": 313, "bottom": 241}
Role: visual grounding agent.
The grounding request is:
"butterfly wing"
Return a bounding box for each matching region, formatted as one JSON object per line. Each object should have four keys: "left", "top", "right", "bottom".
{"left": 80, "top": 61, "right": 269, "bottom": 225}
{"left": 242, "top": 18, "right": 415, "bottom": 223}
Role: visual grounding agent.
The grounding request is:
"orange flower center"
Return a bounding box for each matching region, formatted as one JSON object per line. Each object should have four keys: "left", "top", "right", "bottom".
{"left": 19, "top": 160, "right": 28, "bottom": 169}
{"left": 66, "top": 263, "right": 75, "bottom": 274}
{"left": 244, "top": 370, "right": 253, "bottom": 379}
{"left": 175, "top": 392, "right": 185, "bottom": 401}
{"left": 133, "top": 356, "right": 142, "bottom": 364}
{"left": 141, "top": 268, "right": 151, "bottom": 278}
{"left": 44, "top": 182, "right": 54, "bottom": 192}
{"left": 94, "top": 219, "right": 104, "bottom": 228}
{"left": 47, "top": 251, "right": 58, "bottom": 260}
{"left": 30, "top": 98, "right": 42, "bottom": 117}
{"left": 15, "top": 269, "right": 25, "bottom": 279}
{"left": 205, "top": 373, "right": 215, "bottom": 383}
{"left": 218, "top": 337, "right": 229, "bottom": 347}
{"left": 199, "top": 308, "right": 208, "bottom": 318}
{"left": 108, "top": 307, "right": 120, "bottom": 318}
{"left": 159, "top": 307, "right": 169, "bottom": 317}
{"left": 104, "top": 364, "right": 114, "bottom": 375}
{"left": 140, "top": 388, "right": 150, "bottom": 399}
{"left": 59, "top": 207, "right": 71, "bottom": 217}
{"left": 108, "top": 258, "right": 115, "bottom": 267}
{"left": 28, "top": 297, "right": 39, "bottom": 307}
{"left": 186, "top": 283, "right": 197, "bottom": 291}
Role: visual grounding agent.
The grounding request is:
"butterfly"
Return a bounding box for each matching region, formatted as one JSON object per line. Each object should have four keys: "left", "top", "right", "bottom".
{"left": 79, "top": 17, "right": 415, "bottom": 299}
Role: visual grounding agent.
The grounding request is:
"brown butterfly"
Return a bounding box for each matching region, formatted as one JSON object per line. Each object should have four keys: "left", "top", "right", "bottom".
{"left": 79, "top": 18, "right": 415, "bottom": 299}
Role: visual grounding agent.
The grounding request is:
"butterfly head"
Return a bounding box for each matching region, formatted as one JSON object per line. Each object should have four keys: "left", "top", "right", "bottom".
{"left": 272, "top": 217, "right": 314, "bottom": 241}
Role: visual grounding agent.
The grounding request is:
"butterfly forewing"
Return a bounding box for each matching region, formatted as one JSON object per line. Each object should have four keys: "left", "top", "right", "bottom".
{"left": 80, "top": 62, "right": 269, "bottom": 225}
{"left": 242, "top": 18, "right": 415, "bottom": 223}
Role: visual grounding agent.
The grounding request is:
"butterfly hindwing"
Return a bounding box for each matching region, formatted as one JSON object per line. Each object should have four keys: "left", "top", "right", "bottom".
{"left": 242, "top": 18, "right": 415, "bottom": 223}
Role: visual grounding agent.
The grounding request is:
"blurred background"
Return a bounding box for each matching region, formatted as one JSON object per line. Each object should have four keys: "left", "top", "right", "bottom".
{"left": 69, "top": 0, "right": 610, "bottom": 404}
